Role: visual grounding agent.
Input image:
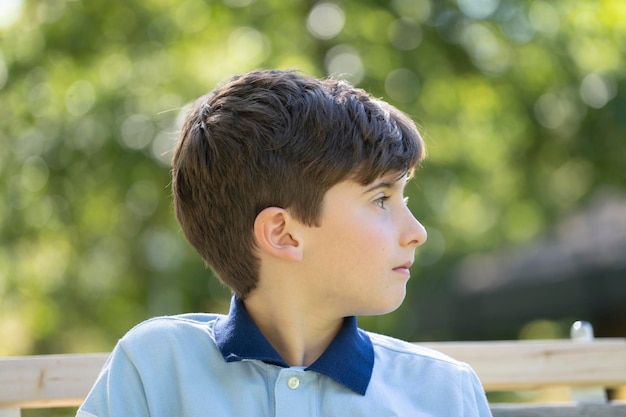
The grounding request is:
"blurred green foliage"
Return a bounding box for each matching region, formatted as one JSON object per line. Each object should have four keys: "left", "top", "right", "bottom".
{"left": 1, "top": 0, "right": 625, "bottom": 358}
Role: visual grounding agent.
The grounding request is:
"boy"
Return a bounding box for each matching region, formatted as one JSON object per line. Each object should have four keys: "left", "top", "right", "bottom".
{"left": 77, "top": 69, "right": 492, "bottom": 416}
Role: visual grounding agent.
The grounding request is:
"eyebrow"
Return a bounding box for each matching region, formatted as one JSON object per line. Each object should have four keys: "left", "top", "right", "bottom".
{"left": 363, "top": 177, "right": 407, "bottom": 194}
{"left": 363, "top": 182, "right": 393, "bottom": 193}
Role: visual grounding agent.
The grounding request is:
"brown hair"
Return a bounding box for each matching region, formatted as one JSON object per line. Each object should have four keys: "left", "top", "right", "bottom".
{"left": 171, "top": 69, "right": 425, "bottom": 298}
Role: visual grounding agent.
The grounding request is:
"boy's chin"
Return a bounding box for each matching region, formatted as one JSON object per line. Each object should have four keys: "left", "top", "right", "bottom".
{"left": 359, "top": 294, "right": 406, "bottom": 317}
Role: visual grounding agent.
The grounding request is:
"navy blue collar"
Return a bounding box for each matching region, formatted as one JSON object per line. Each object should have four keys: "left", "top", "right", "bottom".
{"left": 213, "top": 297, "right": 374, "bottom": 395}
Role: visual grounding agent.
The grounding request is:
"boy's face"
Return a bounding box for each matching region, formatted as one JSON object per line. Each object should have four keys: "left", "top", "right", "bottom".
{"left": 298, "top": 174, "right": 427, "bottom": 318}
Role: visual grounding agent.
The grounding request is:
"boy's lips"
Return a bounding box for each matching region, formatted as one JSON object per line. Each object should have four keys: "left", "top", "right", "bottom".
{"left": 393, "top": 261, "right": 413, "bottom": 274}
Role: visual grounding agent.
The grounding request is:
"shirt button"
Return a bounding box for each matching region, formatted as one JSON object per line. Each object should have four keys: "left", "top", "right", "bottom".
{"left": 287, "top": 376, "right": 300, "bottom": 390}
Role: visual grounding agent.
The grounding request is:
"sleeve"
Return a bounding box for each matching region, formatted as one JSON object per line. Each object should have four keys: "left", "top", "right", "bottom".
{"left": 76, "top": 342, "right": 151, "bottom": 417}
{"left": 462, "top": 364, "right": 493, "bottom": 417}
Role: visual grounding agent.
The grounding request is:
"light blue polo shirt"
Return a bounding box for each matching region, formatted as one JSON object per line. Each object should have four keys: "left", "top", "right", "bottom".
{"left": 77, "top": 297, "right": 492, "bottom": 416}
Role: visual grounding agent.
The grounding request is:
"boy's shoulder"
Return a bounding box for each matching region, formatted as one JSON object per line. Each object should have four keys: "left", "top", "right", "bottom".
{"left": 120, "top": 313, "right": 224, "bottom": 345}
{"left": 366, "top": 330, "right": 468, "bottom": 369}
{"left": 134, "top": 312, "right": 223, "bottom": 328}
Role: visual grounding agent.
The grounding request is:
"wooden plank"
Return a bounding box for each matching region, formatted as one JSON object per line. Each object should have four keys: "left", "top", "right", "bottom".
{"left": 421, "top": 338, "right": 626, "bottom": 391}
{"left": 0, "top": 338, "right": 624, "bottom": 409}
{"left": 490, "top": 403, "right": 626, "bottom": 417}
{"left": 0, "top": 353, "right": 108, "bottom": 409}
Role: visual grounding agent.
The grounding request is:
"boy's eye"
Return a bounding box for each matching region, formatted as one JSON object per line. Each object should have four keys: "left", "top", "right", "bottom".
{"left": 374, "top": 196, "right": 390, "bottom": 209}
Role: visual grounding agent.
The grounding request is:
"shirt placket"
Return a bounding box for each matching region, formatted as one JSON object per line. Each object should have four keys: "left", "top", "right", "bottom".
{"left": 274, "top": 369, "right": 317, "bottom": 417}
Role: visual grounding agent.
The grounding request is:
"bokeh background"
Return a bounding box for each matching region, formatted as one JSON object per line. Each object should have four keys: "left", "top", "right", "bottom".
{"left": 1, "top": 0, "right": 625, "bottom": 385}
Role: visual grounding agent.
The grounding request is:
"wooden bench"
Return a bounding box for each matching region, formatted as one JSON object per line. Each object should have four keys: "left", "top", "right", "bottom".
{"left": 1, "top": 338, "right": 625, "bottom": 416}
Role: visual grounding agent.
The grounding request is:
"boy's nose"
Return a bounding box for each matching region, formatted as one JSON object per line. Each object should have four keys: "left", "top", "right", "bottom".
{"left": 402, "top": 210, "right": 427, "bottom": 248}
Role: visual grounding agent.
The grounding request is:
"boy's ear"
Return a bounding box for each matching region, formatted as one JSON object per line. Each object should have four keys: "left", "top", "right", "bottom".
{"left": 253, "top": 207, "right": 303, "bottom": 262}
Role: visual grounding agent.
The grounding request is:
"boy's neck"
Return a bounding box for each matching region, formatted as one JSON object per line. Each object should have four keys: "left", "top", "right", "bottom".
{"left": 243, "top": 291, "right": 343, "bottom": 367}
